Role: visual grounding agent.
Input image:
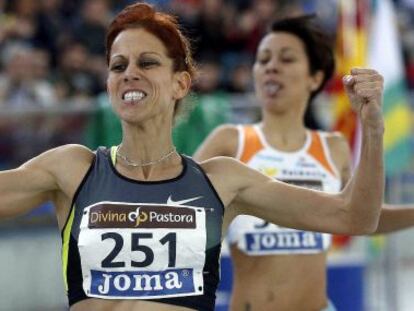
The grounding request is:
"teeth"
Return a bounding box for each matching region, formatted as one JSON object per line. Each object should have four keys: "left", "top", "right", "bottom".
{"left": 124, "top": 91, "right": 146, "bottom": 101}
{"left": 264, "top": 82, "right": 280, "bottom": 96}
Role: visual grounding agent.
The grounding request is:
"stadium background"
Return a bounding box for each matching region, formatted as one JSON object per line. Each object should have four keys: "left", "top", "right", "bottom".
{"left": 1, "top": 0, "right": 414, "bottom": 310}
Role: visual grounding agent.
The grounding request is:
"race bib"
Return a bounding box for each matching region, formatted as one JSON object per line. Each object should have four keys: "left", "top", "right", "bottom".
{"left": 78, "top": 202, "right": 207, "bottom": 299}
{"left": 236, "top": 217, "right": 327, "bottom": 255}
{"left": 234, "top": 179, "right": 330, "bottom": 255}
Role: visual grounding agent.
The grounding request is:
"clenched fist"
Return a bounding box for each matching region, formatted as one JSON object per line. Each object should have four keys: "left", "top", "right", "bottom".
{"left": 343, "top": 68, "right": 384, "bottom": 134}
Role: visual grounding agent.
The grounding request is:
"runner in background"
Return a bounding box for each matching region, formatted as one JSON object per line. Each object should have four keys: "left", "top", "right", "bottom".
{"left": 195, "top": 15, "right": 414, "bottom": 311}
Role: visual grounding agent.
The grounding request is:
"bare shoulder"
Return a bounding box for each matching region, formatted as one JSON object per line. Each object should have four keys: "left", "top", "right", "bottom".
{"left": 324, "top": 131, "right": 350, "bottom": 152}
{"left": 194, "top": 124, "right": 239, "bottom": 160}
{"left": 22, "top": 144, "right": 95, "bottom": 175}
{"left": 324, "top": 131, "right": 351, "bottom": 162}
{"left": 210, "top": 124, "right": 239, "bottom": 139}
{"left": 199, "top": 156, "right": 261, "bottom": 206}
{"left": 200, "top": 155, "right": 269, "bottom": 190}
{"left": 24, "top": 143, "right": 94, "bottom": 164}
{"left": 323, "top": 131, "right": 352, "bottom": 184}
{"left": 201, "top": 155, "right": 270, "bottom": 179}
{"left": 51, "top": 144, "right": 95, "bottom": 162}
{"left": 199, "top": 155, "right": 240, "bottom": 172}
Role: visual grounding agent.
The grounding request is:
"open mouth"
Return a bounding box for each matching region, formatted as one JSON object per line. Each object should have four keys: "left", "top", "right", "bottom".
{"left": 263, "top": 81, "right": 281, "bottom": 96}
{"left": 122, "top": 90, "right": 147, "bottom": 103}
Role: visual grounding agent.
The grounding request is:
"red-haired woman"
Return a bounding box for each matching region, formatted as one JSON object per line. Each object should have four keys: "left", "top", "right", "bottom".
{"left": 0, "top": 3, "right": 385, "bottom": 311}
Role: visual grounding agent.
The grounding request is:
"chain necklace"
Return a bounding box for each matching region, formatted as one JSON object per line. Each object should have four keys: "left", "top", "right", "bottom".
{"left": 116, "top": 146, "right": 177, "bottom": 167}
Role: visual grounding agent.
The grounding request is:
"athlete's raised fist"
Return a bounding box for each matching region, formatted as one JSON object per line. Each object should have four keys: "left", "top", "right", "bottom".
{"left": 343, "top": 68, "right": 384, "bottom": 133}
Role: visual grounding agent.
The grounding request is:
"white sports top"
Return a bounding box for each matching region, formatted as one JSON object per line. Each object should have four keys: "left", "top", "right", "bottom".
{"left": 228, "top": 124, "right": 342, "bottom": 255}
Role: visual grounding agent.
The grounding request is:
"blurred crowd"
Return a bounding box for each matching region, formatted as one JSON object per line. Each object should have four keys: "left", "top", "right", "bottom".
{"left": 0, "top": 0, "right": 311, "bottom": 106}
{"left": 0, "top": 0, "right": 413, "bottom": 167}
{"left": 0, "top": 0, "right": 413, "bottom": 106}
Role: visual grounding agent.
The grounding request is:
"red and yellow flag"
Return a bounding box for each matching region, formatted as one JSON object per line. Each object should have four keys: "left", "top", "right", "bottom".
{"left": 330, "top": 0, "right": 369, "bottom": 160}
{"left": 329, "top": 0, "right": 370, "bottom": 250}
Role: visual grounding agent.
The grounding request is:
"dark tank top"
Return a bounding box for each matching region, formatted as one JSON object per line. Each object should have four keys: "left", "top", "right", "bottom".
{"left": 61, "top": 147, "right": 224, "bottom": 311}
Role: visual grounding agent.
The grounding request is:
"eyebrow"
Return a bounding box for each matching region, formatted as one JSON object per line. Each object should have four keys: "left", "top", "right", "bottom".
{"left": 259, "top": 47, "right": 298, "bottom": 54}
{"left": 110, "top": 51, "right": 163, "bottom": 61}
{"left": 280, "top": 47, "right": 298, "bottom": 53}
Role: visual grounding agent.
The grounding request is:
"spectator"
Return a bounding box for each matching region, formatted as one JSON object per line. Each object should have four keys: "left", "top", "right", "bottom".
{"left": 194, "top": 57, "right": 223, "bottom": 94}
{"left": 72, "top": 0, "right": 111, "bottom": 55}
{"left": 69, "top": 0, "right": 111, "bottom": 94}
{"left": 0, "top": 44, "right": 56, "bottom": 108}
{"left": 3, "top": 0, "right": 40, "bottom": 46}
{"left": 225, "top": 61, "right": 254, "bottom": 93}
{"left": 54, "top": 42, "right": 102, "bottom": 104}
{"left": 34, "top": 0, "right": 69, "bottom": 67}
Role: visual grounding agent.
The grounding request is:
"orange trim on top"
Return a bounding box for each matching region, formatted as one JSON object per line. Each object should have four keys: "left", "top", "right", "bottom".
{"left": 307, "top": 131, "right": 336, "bottom": 177}
{"left": 240, "top": 126, "right": 264, "bottom": 163}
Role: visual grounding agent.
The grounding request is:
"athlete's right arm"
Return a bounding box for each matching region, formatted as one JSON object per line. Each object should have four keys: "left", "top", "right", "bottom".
{"left": 193, "top": 124, "right": 239, "bottom": 161}
{"left": 0, "top": 144, "right": 94, "bottom": 219}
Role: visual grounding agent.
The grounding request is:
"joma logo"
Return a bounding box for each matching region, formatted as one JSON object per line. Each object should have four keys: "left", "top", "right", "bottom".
{"left": 246, "top": 231, "right": 323, "bottom": 252}
{"left": 90, "top": 269, "right": 197, "bottom": 297}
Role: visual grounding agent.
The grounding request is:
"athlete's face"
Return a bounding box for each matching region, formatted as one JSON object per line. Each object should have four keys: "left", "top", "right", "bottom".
{"left": 107, "top": 28, "right": 190, "bottom": 123}
{"left": 253, "top": 32, "right": 323, "bottom": 113}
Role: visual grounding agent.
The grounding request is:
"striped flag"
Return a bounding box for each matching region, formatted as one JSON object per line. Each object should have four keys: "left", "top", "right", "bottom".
{"left": 330, "top": 0, "right": 370, "bottom": 164}
{"left": 331, "top": 0, "right": 412, "bottom": 255}
{"left": 365, "top": 0, "right": 413, "bottom": 259}
{"left": 368, "top": 0, "right": 412, "bottom": 175}
{"left": 331, "top": 0, "right": 412, "bottom": 174}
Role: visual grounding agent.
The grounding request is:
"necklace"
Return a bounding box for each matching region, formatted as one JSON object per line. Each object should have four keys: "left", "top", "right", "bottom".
{"left": 116, "top": 146, "right": 177, "bottom": 167}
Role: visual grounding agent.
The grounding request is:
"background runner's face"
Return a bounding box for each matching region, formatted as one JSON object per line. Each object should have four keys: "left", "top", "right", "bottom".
{"left": 107, "top": 28, "right": 179, "bottom": 124}
{"left": 253, "top": 32, "right": 322, "bottom": 114}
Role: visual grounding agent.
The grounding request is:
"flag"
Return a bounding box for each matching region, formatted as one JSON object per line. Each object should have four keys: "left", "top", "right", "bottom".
{"left": 364, "top": 0, "right": 413, "bottom": 260}
{"left": 330, "top": 0, "right": 369, "bottom": 165}
{"left": 368, "top": 0, "right": 412, "bottom": 175}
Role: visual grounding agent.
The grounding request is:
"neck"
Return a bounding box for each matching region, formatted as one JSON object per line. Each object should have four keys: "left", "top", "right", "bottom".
{"left": 260, "top": 108, "right": 308, "bottom": 151}
{"left": 117, "top": 115, "right": 179, "bottom": 178}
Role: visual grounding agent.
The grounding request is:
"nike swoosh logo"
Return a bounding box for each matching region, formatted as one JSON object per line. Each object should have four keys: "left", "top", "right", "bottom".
{"left": 167, "top": 195, "right": 203, "bottom": 206}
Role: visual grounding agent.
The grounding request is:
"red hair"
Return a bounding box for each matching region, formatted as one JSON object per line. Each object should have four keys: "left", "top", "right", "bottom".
{"left": 106, "top": 2, "right": 195, "bottom": 79}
